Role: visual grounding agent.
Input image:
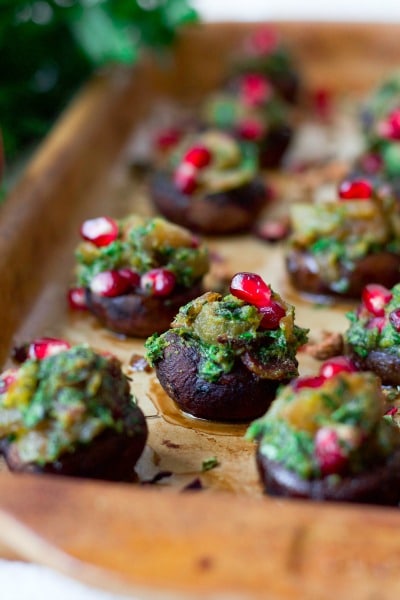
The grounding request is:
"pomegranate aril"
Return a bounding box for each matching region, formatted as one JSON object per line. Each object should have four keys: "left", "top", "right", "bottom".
{"left": 338, "top": 179, "right": 373, "bottom": 200}
{"left": 315, "top": 427, "right": 347, "bottom": 476}
{"left": 80, "top": 216, "right": 118, "bottom": 247}
{"left": 254, "top": 219, "right": 290, "bottom": 242}
{"left": 237, "top": 119, "right": 264, "bottom": 141}
{"left": 259, "top": 301, "right": 286, "bottom": 329}
{"left": 230, "top": 272, "right": 272, "bottom": 308}
{"left": 141, "top": 268, "right": 176, "bottom": 297}
{"left": 0, "top": 369, "right": 18, "bottom": 394}
{"left": 190, "top": 235, "right": 200, "bottom": 248}
{"left": 118, "top": 268, "right": 140, "bottom": 288}
{"left": 359, "top": 152, "right": 383, "bottom": 175}
{"left": 183, "top": 145, "right": 212, "bottom": 168}
{"left": 362, "top": 283, "right": 393, "bottom": 316}
{"left": 240, "top": 74, "right": 272, "bottom": 107}
{"left": 28, "top": 337, "right": 71, "bottom": 360}
{"left": 155, "top": 127, "right": 182, "bottom": 152}
{"left": 247, "top": 26, "right": 279, "bottom": 56}
{"left": 389, "top": 109, "right": 400, "bottom": 134}
{"left": 67, "top": 287, "right": 87, "bottom": 310}
{"left": 90, "top": 270, "right": 132, "bottom": 297}
{"left": 377, "top": 108, "right": 400, "bottom": 140}
{"left": 173, "top": 162, "right": 198, "bottom": 194}
{"left": 312, "top": 88, "right": 332, "bottom": 120}
{"left": 291, "top": 375, "right": 326, "bottom": 391}
{"left": 319, "top": 356, "right": 357, "bottom": 379}
{"left": 385, "top": 406, "right": 399, "bottom": 417}
{"left": 389, "top": 308, "right": 400, "bottom": 332}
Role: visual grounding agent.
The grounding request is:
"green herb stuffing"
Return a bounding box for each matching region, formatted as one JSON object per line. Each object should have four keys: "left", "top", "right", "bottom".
{"left": 145, "top": 291, "right": 308, "bottom": 383}
{"left": 169, "top": 130, "right": 259, "bottom": 194}
{"left": 255, "top": 325, "right": 308, "bottom": 366}
{"left": 145, "top": 334, "right": 170, "bottom": 364}
{"left": 201, "top": 456, "right": 220, "bottom": 472}
{"left": 361, "top": 75, "right": 400, "bottom": 178}
{"left": 76, "top": 240, "right": 128, "bottom": 286}
{"left": 234, "top": 46, "right": 297, "bottom": 85}
{"left": 289, "top": 194, "right": 400, "bottom": 288}
{"left": 197, "top": 341, "right": 236, "bottom": 382}
{"left": 345, "top": 283, "right": 400, "bottom": 357}
{"left": 248, "top": 419, "right": 316, "bottom": 479}
{"left": 75, "top": 216, "right": 209, "bottom": 289}
{"left": 0, "top": 345, "right": 137, "bottom": 464}
{"left": 203, "top": 88, "right": 289, "bottom": 134}
{"left": 247, "top": 372, "right": 400, "bottom": 480}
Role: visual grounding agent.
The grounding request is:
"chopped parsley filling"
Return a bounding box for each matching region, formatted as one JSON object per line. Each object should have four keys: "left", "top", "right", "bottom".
{"left": 75, "top": 216, "right": 209, "bottom": 289}
{"left": 0, "top": 346, "right": 137, "bottom": 464}
{"left": 145, "top": 291, "right": 308, "bottom": 383}
{"left": 345, "top": 283, "right": 400, "bottom": 357}
{"left": 247, "top": 372, "right": 400, "bottom": 480}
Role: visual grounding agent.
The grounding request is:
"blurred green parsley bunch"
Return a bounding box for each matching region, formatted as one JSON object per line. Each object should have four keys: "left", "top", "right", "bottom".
{"left": 0, "top": 0, "right": 198, "bottom": 161}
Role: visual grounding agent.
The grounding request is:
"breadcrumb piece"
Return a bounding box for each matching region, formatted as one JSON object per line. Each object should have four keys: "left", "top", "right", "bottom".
{"left": 300, "top": 330, "right": 344, "bottom": 360}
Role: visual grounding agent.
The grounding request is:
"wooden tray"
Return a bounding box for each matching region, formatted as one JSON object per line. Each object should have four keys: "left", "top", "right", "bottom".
{"left": 2, "top": 22, "right": 400, "bottom": 599}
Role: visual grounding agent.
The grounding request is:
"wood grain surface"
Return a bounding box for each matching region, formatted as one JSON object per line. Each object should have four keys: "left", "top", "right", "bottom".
{"left": 0, "top": 471, "right": 400, "bottom": 600}
{"left": 0, "top": 22, "right": 400, "bottom": 599}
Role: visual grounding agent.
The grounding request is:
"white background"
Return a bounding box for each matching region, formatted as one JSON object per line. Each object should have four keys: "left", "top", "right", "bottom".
{"left": 193, "top": 0, "right": 400, "bottom": 22}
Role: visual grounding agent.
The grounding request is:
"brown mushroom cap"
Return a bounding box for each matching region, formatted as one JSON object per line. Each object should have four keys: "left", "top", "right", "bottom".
{"left": 1, "top": 404, "right": 148, "bottom": 482}
{"left": 150, "top": 173, "right": 267, "bottom": 235}
{"left": 286, "top": 248, "right": 400, "bottom": 299}
{"left": 258, "top": 124, "right": 292, "bottom": 169}
{"left": 85, "top": 281, "right": 204, "bottom": 338}
{"left": 256, "top": 446, "right": 400, "bottom": 505}
{"left": 348, "top": 349, "right": 400, "bottom": 386}
{"left": 153, "top": 331, "right": 288, "bottom": 422}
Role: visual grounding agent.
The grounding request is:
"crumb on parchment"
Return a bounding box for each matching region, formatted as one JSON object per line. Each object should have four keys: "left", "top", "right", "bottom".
{"left": 300, "top": 330, "right": 344, "bottom": 360}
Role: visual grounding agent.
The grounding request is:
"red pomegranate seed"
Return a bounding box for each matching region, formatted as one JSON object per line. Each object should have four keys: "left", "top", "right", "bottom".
{"left": 0, "top": 369, "right": 18, "bottom": 394}
{"left": 259, "top": 300, "right": 286, "bottom": 329}
{"left": 173, "top": 162, "right": 198, "bottom": 194}
{"left": 367, "top": 316, "right": 386, "bottom": 333}
{"left": 247, "top": 26, "right": 279, "bottom": 56}
{"left": 388, "top": 109, "right": 400, "bottom": 137}
{"left": 155, "top": 127, "right": 182, "bottom": 152}
{"left": 389, "top": 308, "right": 400, "bottom": 332}
{"left": 240, "top": 74, "right": 272, "bottom": 107}
{"left": 312, "top": 88, "right": 332, "bottom": 120}
{"left": 190, "top": 235, "right": 200, "bottom": 248}
{"left": 254, "top": 219, "right": 290, "bottom": 242}
{"left": 118, "top": 268, "right": 140, "bottom": 288}
{"left": 230, "top": 272, "right": 272, "bottom": 308}
{"left": 338, "top": 179, "right": 373, "bottom": 200}
{"left": 80, "top": 216, "right": 119, "bottom": 247}
{"left": 377, "top": 108, "right": 400, "bottom": 140}
{"left": 319, "top": 356, "right": 357, "bottom": 379}
{"left": 291, "top": 375, "right": 326, "bottom": 391}
{"left": 67, "top": 287, "right": 87, "bottom": 310}
{"left": 385, "top": 406, "right": 399, "bottom": 417}
{"left": 141, "top": 268, "right": 176, "bottom": 297}
{"left": 362, "top": 283, "right": 393, "bottom": 316}
{"left": 90, "top": 270, "right": 132, "bottom": 297}
{"left": 28, "top": 337, "right": 71, "bottom": 360}
{"left": 237, "top": 119, "right": 264, "bottom": 141}
{"left": 315, "top": 427, "right": 347, "bottom": 476}
{"left": 183, "top": 145, "right": 212, "bottom": 169}
{"left": 359, "top": 152, "right": 383, "bottom": 175}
